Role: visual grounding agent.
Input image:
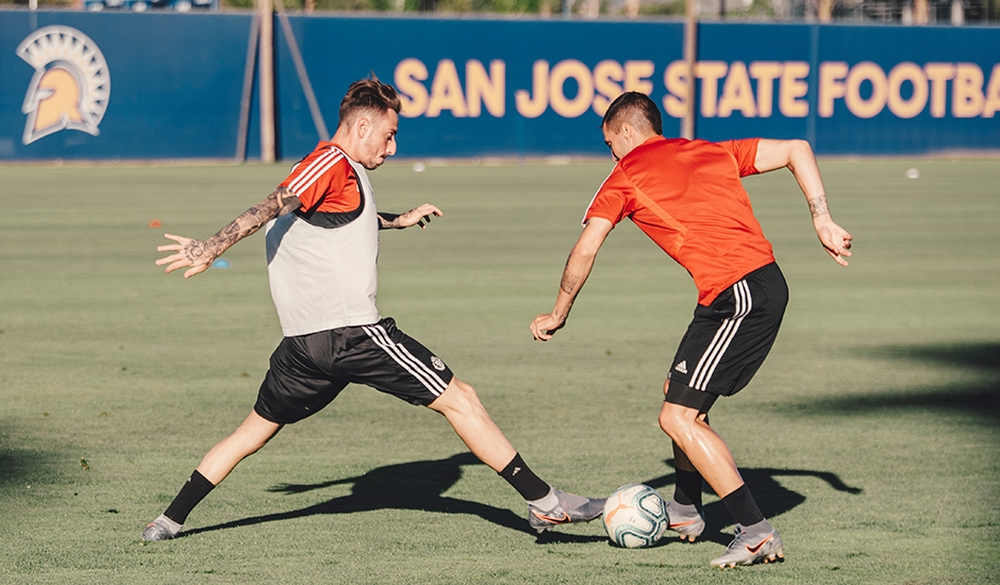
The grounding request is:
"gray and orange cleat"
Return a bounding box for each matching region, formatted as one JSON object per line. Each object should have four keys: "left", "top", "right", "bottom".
{"left": 709, "top": 524, "right": 784, "bottom": 568}
{"left": 665, "top": 501, "right": 705, "bottom": 542}
{"left": 528, "top": 489, "right": 605, "bottom": 533}
{"left": 141, "top": 515, "right": 181, "bottom": 542}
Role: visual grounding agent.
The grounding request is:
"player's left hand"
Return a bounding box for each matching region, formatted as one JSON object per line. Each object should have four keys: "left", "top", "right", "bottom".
{"left": 156, "top": 233, "right": 216, "bottom": 278}
{"left": 815, "top": 221, "right": 853, "bottom": 266}
{"left": 397, "top": 204, "right": 443, "bottom": 229}
{"left": 530, "top": 312, "right": 566, "bottom": 341}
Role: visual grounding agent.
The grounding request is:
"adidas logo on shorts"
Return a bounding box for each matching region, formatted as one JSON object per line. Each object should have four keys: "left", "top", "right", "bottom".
{"left": 674, "top": 360, "right": 688, "bottom": 374}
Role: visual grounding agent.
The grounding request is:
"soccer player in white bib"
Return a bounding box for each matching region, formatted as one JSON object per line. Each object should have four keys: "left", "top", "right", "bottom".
{"left": 144, "top": 77, "right": 603, "bottom": 541}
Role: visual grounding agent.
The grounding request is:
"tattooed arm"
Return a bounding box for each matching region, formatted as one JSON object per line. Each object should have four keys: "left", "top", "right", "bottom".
{"left": 377, "top": 203, "right": 443, "bottom": 230}
{"left": 156, "top": 186, "right": 301, "bottom": 278}
{"left": 530, "top": 217, "right": 614, "bottom": 342}
{"left": 754, "top": 139, "right": 853, "bottom": 266}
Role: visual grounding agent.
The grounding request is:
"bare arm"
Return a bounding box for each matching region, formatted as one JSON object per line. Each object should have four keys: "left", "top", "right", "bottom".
{"left": 754, "top": 139, "right": 853, "bottom": 266}
{"left": 156, "top": 186, "right": 301, "bottom": 278}
{"left": 530, "top": 217, "right": 614, "bottom": 341}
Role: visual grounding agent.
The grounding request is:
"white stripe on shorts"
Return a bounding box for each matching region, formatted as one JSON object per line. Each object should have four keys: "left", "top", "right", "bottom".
{"left": 362, "top": 324, "right": 448, "bottom": 396}
{"left": 288, "top": 149, "right": 344, "bottom": 195}
{"left": 689, "top": 279, "right": 753, "bottom": 391}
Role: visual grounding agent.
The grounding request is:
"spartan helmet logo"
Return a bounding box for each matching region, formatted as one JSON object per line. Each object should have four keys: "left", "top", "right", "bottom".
{"left": 17, "top": 26, "right": 111, "bottom": 146}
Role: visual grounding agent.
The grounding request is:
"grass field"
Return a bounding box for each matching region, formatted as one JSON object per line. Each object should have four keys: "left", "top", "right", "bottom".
{"left": 1, "top": 158, "right": 998, "bottom": 584}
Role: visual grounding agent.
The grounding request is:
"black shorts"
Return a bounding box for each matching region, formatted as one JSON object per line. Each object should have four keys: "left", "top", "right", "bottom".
{"left": 665, "top": 263, "right": 788, "bottom": 412}
{"left": 254, "top": 317, "right": 454, "bottom": 424}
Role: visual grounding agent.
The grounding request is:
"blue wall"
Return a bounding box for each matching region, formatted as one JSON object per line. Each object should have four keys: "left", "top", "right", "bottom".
{"left": 272, "top": 16, "right": 684, "bottom": 159}
{"left": 2, "top": 12, "right": 998, "bottom": 161}
{"left": 0, "top": 12, "right": 250, "bottom": 160}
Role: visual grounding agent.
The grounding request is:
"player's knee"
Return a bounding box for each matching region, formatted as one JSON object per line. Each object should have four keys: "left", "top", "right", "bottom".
{"left": 247, "top": 432, "right": 277, "bottom": 454}
{"left": 455, "top": 379, "right": 487, "bottom": 412}
{"left": 226, "top": 434, "right": 266, "bottom": 459}
{"left": 661, "top": 381, "right": 715, "bottom": 439}
{"left": 232, "top": 416, "right": 281, "bottom": 455}
{"left": 432, "top": 377, "right": 486, "bottom": 416}
{"left": 658, "top": 403, "right": 696, "bottom": 440}
{"left": 658, "top": 408, "right": 678, "bottom": 436}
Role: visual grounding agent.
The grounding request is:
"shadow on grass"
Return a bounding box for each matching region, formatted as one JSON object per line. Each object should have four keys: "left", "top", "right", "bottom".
{"left": 787, "top": 342, "right": 1000, "bottom": 423}
{"left": 643, "top": 462, "right": 862, "bottom": 546}
{"left": 183, "top": 451, "right": 605, "bottom": 544}
{"left": 0, "top": 450, "right": 30, "bottom": 487}
{"left": 0, "top": 446, "right": 60, "bottom": 489}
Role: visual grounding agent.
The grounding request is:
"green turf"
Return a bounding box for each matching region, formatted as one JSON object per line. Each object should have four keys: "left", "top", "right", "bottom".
{"left": 1, "top": 158, "right": 998, "bottom": 584}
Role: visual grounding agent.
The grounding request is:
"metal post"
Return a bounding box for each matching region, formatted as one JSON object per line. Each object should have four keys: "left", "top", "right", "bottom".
{"left": 236, "top": 15, "right": 260, "bottom": 162}
{"left": 681, "top": 0, "right": 698, "bottom": 140}
{"left": 275, "top": 1, "right": 330, "bottom": 142}
{"left": 258, "top": 0, "right": 276, "bottom": 163}
{"left": 951, "top": 0, "right": 965, "bottom": 24}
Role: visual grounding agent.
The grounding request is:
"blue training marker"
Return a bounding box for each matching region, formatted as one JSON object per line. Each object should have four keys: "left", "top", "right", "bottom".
{"left": 212, "top": 258, "right": 231, "bottom": 269}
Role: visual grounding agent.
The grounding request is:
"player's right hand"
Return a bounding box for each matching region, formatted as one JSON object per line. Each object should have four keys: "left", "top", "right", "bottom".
{"left": 530, "top": 312, "right": 565, "bottom": 341}
{"left": 156, "top": 233, "right": 215, "bottom": 279}
{"left": 815, "top": 221, "right": 853, "bottom": 266}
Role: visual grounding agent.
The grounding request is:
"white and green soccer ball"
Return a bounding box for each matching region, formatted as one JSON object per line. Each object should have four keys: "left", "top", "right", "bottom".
{"left": 602, "top": 484, "right": 668, "bottom": 548}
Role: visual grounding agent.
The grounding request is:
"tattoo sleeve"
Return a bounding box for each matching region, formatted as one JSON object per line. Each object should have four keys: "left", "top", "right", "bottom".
{"left": 377, "top": 212, "right": 401, "bottom": 230}
{"left": 808, "top": 196, "right": 830, "bottom": 218}
{"left": 203, "top": 187, "right": 300, "bottom": 257}
{"left": 560, "top": 271, "right": 580, "bottom": 296}
{"left": 559, "top": 246, "right": 589, "bottom": 297}
{"left": 276, "top": 187, "right": 302, "bottom": 216}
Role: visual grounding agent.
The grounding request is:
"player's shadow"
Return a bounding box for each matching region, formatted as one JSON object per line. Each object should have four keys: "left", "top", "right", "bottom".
{"left": 785, "top": 342, "right": 1000, "bottom": 425}
{"left": 182, "top": 452, "right": 604, "bottom": 543}
{"left": 643, "top": 461, "right": 862, "bottom": 546}
{"left": 0, "top": 446, "right": 58, "bottom": 487}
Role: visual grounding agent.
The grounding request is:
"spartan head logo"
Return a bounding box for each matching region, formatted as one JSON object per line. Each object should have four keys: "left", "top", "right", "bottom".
{"left": 17, "top": 26, "right": 111, "bottom": 146}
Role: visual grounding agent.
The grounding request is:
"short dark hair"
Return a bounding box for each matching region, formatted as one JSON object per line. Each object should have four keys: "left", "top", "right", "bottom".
{"left": 602, "top": 91, "right": 663, "bottom": 136}
{"left": 338, "top": 75, "right": 401, "bottom": 128}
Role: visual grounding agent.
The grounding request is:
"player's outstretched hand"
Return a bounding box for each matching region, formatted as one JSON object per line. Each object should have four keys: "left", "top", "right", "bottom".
{"left": 815, "top": 221, "right": 853, "bottom": 266}
{"left": 397, "top": 203, "right": 443, "bottom": 229}
{"left": 156, "top": 233, "right": 216, "bottom": 278}
{"left": 530, "top": 312, "right": 566, "bottom": 342}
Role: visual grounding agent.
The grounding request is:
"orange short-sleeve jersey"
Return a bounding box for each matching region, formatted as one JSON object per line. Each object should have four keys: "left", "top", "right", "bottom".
{"left": 279, "top": 142, "right": 361, "bottom": 214}
{"left": 584, "top": 136, "right": 775, "bottom": 306}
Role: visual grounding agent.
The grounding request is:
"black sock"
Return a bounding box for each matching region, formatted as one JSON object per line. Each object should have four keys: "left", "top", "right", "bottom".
{"left": 498, "top": 453, "right": 550, "bottom": 501}
{"left": 720, "top": 484, "right": 765, "bottom": 527}
{"left": 163, "top": 470, "right": 215, "bottom": 525}
{"left": 673, "top": 468, "right": 704, "bottom": 508}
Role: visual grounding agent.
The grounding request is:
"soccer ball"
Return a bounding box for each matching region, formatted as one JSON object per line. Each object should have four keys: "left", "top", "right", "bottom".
{"left": 602, "top": 484, "right": 668, "bottom": 548}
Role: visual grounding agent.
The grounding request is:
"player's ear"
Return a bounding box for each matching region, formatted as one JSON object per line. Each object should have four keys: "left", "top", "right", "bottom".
{"left": 619, "top": 122, "right": 632, "bottom": 141}
{"left": 356, "top": 116, "right": 371, "bottom": 138}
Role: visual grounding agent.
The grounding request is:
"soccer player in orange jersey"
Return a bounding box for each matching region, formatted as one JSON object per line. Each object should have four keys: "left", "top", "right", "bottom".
{"left": 143, "top": 77, "right": 603, "bottom": 542}
{"left": 531, "top": 92, "right": 852, "bottom": 568}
